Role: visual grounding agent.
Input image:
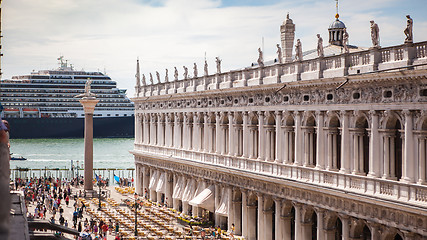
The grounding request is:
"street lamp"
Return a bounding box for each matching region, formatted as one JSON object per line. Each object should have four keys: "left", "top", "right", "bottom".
{"left": 134, "top": 193, "right": 138, "bottom": 236}
{"left": 98, "top": 180, "right": 102, "bottom": 210}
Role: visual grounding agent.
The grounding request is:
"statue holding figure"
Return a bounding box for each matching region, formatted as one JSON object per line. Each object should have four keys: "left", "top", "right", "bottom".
{"left": 404, "top": 15, "right": 413, "bottom": 43}
{"left": 174, "top": 67, "right": 178, "bottom": 80}
{"left": 165, "top": 69, "right": 169, "bottom": 82}
{"left": 156, "top": 71, "right": 160, "bottom": 83}
{"left": 204, "top": 60, "right": 208, "bottom": 76}
{"left": 257, "top": 48, "right": 264, "bottom": 67}
{"left": 215, "top": 57, "right": 222, "bottom": 74}
{"left": 149, "top": 73, "right": 154, "bottom": 84}
{"left": 342, "top": 29, "right": 349, "bottom": 53}
{"left": 75, "top": 78, "right": 96, "bottom": 98}
{"left": 370, "top": 20, "right": 380, "bottom": 48}
{"left": 276, "top": 44, "right": 282, "bottom": 63}
{"left": 183, "top": 66, "right": 188, "bottom": 79}
{"left": 193, "top": 63, "right": 198, "bottom": 78}
{"left": 295, "top": 39, "right": 303, "bottom": 61}
{"left": 317, "top": 34, "right": 324, "bottom": 57}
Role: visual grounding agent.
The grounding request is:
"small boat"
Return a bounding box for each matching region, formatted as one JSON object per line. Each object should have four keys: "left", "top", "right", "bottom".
{"left": 10, "top": 155, "right": 27, "bottom": 161}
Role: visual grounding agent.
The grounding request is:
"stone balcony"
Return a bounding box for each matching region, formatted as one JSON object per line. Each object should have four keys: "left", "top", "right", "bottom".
{"left": 133, "top": 143, "right": 427, "bottom": 209}
{"left": 136, "top": 41, "right": 427, "bottom": 97}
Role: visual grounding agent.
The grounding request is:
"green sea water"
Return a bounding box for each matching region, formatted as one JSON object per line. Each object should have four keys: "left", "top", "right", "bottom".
{"left": 9, "top": 138, "right": 135, "bottom": 171}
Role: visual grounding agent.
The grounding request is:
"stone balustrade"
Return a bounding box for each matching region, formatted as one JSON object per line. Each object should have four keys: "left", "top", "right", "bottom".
{"left": 134, "top": 142, "right": 427, "bottom": 208}
{"left": 136, "top": 41, "right": 427, "bottom": 98}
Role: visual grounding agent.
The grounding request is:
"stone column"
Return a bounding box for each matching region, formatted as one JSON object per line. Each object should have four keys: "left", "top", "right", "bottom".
{"left": 203, "top": 113, "right": 209, "bottom": 152}
{"left": 173, "top": 113, "right": 179, "bottom": 148}
{"left": 418, "top": 135, "right": 427, "bottom": 184}
{"left": 274, "top": 199, "right": 282, "bottom": 240}
{"left": 79, "top": 98, "right": 99, "bottom": 192}
{"left": 165, "top": 172, "right": 173, "bottom": 208}
{"left": 264, "top": 209, "right": 273, "bottom": 240}
{"left": 282, "top": 216, "right": 292, "bottom": 240}
{"left": 315, "top": 208, "right": 325, "bottom": 240}
{"left": 258, "top": 111, "right": 265, "bottom": 161}
{"left": 229, "top": 112, "right": 234, "bottom": 156}
{"left": 183, "top": 113, "right": 189, "bottom": 149}
{"left": 247, "top": 205, "right": 257, "bottom": 240}
{"left": 233, "top": 196, "right": 242, "bottom": 235}
{"left": 383, "top": 133, "right": 391, "bottom": 178}
{"left": 215, "top": 112, "right": 221, "bottom": 154}
{"left": 340, "top": 111, "right": 351, "bottom": 173}
{"left": 257, "top": 194, "right": 264, "bottom": 240}
{"left": 403, "top": 110, "right": 414, "bottom": 182}
{"left": 135, "top": 164, "right": 141, "bottom": 195}
{"left": 294, "top": 112, "right": 302, "bottom": 165}
{"left": 157, "top": 114, "right": 163, "bottom": 146}
{"left": 275, "top": 111, "right": 283, "bottom": 163}
{"left": 241, "top": 190, "right": 248, "bottom": 238}
{"left": 316, "top": 111, "right": 325, "bottom": 169}
{"left": 294, "top": 203, "right": 302, "bottom": 240}
{"left": 341, "top": 215, "right": 350, "bottom": 240}
{"left": 243, "top": 112, "right": 249, "bottom": 158}
{"left": 135, "top": 114, "right": 140, "bottom": 144}
{"left": 214, "top": 184, "right": 221, "bottom": 224}
{"left": 227, "top": 187, "right": 234, "bottom": 231}
{"left": 368, "top": 111, "right": 380, "bottom": 177}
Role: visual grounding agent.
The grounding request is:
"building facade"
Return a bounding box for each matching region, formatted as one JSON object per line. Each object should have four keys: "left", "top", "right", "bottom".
{"left": 132, "top": 15, "right": 427, "bottom": 240}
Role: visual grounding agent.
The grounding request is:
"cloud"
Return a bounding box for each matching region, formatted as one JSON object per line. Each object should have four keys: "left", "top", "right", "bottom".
{"left": 2, "top": 0, "right": 427, "bottom": 97}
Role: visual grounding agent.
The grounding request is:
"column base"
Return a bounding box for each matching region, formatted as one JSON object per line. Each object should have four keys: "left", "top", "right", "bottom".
{"left": 83, "top": 190, "right": 96, "bottom": 198}
{"left": 400, "top": 177, "right": 414, "bottom": 183}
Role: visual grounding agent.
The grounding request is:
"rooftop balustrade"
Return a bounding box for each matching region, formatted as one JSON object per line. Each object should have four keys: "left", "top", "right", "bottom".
{"left": 135, "top": 41, "right": 427, "bottom": 97}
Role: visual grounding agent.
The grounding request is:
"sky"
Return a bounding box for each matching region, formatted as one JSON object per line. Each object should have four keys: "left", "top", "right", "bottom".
{"left": 2, "top": 0, "right": 427, "bottom": 97}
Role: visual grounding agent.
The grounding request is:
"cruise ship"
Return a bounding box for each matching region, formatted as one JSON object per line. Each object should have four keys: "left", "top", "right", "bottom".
{"left": 0, "top": 57, "right": 135, "bottom": 138}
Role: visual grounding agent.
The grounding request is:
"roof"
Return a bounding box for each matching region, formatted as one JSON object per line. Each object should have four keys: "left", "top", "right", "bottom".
{"left": 329, "top": 19, "right": 346, "bottom": 29}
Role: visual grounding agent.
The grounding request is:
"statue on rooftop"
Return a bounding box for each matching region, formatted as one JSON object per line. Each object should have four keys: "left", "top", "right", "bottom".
{"left": 142, "top": 74, "right": 146, "bottom": 85}
{"left": 215, "top": 57, "right": 222, "bottom": 74}
{"left": 193, "top": 63, "right": 198, "bottom": 78}
{"left": 149, "top": 73, "right": 153, "bottom": 84}
{"left": 276, "top": 44, "right": 282, "bottom": 63}
{"left": 257, "top": 48, "right": 264, "bottom": 67}
{"left": 156, "top": 71, "right": 160, "bottom": 83}
{"left": 370, "top": 20, "right": 380, "bottom": 48}
{"left": 295, "top": 39, "right": 303, "bottom": 61}
{"left": 204, "top": 60, "right": 208, "bottom": 76}
{"left": 165, "top": 69, "right": 169, "bottom": 82}
{"left": 404, "top": 15, "right": 413, "bottom": 43}
{"left": 183, "top": 66, "right": 188, "bottom": 79}
{"left": 342, "top": 29, "right": 349, "bottom": 53}
{"left": 316, "top": 34, "right": 324, "bottom": 57}
{"left": 174, "top": 67, "right": 178, "bottom": 81}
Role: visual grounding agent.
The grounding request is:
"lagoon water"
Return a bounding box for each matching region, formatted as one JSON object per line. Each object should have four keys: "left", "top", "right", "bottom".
{"left": 10, "top": 138, "right": 134, "bottom": 171}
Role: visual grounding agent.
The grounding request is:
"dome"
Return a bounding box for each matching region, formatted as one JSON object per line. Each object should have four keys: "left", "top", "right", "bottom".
{"left": 329, "top": 19, "right": 346, "bottom": 29}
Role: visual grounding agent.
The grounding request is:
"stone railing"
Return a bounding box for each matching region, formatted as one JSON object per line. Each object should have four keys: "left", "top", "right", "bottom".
{"left": 136, "top": 41, "right": 427, "bottom": 97}
{"left": 134, "top": 143, "right": 427, "bottom": 208}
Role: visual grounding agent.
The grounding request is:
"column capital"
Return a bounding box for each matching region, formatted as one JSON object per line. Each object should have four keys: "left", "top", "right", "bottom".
{"left": 258, "top": 110, "right": 265, "bottom": 116}
{"left": 369, "top": 110, "right": 379, "bottom": 116}
{"left": 242, "top": 111, "right": 249, "bottom": 116}
{"left": 315, "top": 110, "right": 324, "bottom": 116}
{"left": 340, "top": 110, "right": 351, "bottom": 116}
{"left": 402, "top": 109, "right": 413, "bottom": 116}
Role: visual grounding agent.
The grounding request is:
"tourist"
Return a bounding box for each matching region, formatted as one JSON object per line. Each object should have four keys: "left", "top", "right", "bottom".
{"left": 230, "top": 223, "right": 235, "bottom": 239}
{"left": 115, "top": 222, "right": 119, "bottom": 235}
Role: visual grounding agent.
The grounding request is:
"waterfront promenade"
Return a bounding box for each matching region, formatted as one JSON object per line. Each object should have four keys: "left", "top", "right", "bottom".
{"left": 26, "top": 184, "right": 238, "bottom": 239}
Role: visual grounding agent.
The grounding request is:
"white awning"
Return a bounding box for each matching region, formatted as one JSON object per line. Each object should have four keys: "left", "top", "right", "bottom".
{"left": 215, "top": 187, "right": 228, "bottom": 216}
{"left": 182, "top": 179, "right": 195, "bottom": 203}
{"left": 148, "top": 170, "right": 158, "bottom": 190}
{"left": 156, "top": 172, "right": 166, "bottom": 193}
{"left": 172, "top": 176, "right": 184, "bottom": 200}
{"left": 189, "top": 185, "right": 215, "bottom": 212}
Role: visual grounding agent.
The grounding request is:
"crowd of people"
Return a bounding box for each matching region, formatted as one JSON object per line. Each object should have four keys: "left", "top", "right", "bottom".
{"left": 16, "top": 176, "right": 126, "bottom": 240}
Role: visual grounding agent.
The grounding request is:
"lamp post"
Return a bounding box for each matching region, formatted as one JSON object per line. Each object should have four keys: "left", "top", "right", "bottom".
{"left": 134, "top": 193, "right": 138, "bottom": 236}
{"left": 98, "top": 181, "right": 102, "bottom": 210}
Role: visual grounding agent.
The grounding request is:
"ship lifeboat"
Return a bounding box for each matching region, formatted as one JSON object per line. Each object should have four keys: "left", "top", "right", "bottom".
{"left": 3, "top": 108, "right": 19, "bottom": 114}
{"left": 23, "top": 108, "right": 39, "bottom": 114}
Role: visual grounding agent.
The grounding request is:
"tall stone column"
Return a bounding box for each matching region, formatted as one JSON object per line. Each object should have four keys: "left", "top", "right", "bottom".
{"left": 340, "top": 111, "right": 351, "bottom": 173}
{"left": 403, "top": 110, "right": 414, "bottom": 182}
{"left": 79, "top": 97, "right": 99, "bottom": 192}
{"left": 368, "top": 111, "right": 380, "bottom": 177}
{"left": 257, "top": 194, "right": 264, "bottom": 240}
{"left": 241, "top": 190, "right": 248, "bottom": 238}
{"left": 243, "top": 112, "right": 249, "bottom": 158}
{"left": 258, "top": 111, "right": 265, "bottom": 161}
{"left": 316, "top": 111, "right": 325, "bottom": 169}
{"left": 215, "top": 112, "right": 221, "bottom": 154}
{"left": 228, "top": 112, "right": 234, "bottom": 156}
{"left": 294, "top": 112, "right": 303, "bottom": 165}
{"left": 274, "top": 199, "right": 282, "bottom": 240}
{"left": 275, "top": 111, "right": 282, "bottom": 163}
